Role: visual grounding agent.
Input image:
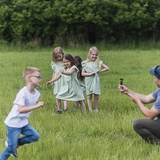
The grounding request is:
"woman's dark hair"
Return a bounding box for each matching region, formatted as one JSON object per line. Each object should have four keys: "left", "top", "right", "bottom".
{"left": 74, "top": 56, "right": 84, "bottom": 81}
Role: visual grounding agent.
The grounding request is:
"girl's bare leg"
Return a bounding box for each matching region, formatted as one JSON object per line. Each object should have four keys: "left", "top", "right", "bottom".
{"left": 64, "top": 101, "right": 68, "bottom": 111}
{"left": 74, "top": 101, "right": 79, "bottom": 107}
{"left": 56, "top": 98, "right": 62, "bottom": 113}
{"left": 87, "top": 95, "right": 92, "bottom": 112}
{"left": 94, "top": 94, "right": 99, "bottom": 111}
{"left": 78, "top": 101, "right": 86, "bottom": 114}
{"left": 73, "top": 101, "right": 79, "bottom": 110}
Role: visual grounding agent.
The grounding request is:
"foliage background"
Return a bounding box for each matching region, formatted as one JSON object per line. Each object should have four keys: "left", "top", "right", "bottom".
{"left": 0, "top": 0, "right": 160, "bottom": 46}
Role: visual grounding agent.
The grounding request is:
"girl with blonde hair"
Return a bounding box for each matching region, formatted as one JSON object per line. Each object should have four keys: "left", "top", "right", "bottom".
{"left": 82, "top": 46, "right": 109, "bottom": 112}
{"left": 50, "top": 47, "right": 68, "bottom": 113}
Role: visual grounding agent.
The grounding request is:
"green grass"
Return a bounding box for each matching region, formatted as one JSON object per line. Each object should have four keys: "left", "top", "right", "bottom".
{"left": 0, "top": 47, "right": 160, "bottom": 160}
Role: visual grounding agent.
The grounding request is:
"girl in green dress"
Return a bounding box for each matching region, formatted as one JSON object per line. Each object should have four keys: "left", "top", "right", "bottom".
{"left": 46, "top": 54, "right": 86, "bottom": 114}
{"left": 74, "top": 56, "right": 86, "bottom": 93}
{"left": 82, "top": 46, "right": 109, "bottom": 112}
{"left": 50, "top": 47, "right": 68, "bottom": 112}
{"left": 74, "top": 56, "right": 86, "bottom": 108}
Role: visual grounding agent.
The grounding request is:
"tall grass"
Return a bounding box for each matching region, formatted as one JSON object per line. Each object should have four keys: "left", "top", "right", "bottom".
{"left": 0, "top": 47, "right": 160, "bottom": 160}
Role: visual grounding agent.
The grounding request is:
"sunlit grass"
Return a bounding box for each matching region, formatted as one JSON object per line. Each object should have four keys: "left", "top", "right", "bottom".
{"left": 0, "top": 47, "right": 160, "bottom": 159}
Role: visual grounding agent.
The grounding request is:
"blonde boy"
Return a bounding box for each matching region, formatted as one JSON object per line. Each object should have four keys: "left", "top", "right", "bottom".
{"left": 0, "top": 67, "right": 44, "bottom": 160}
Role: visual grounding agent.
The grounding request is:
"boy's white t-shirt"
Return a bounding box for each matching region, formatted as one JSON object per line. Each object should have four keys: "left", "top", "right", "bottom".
{"left": 4, "top": 86, "right": 40, "bottom": 128}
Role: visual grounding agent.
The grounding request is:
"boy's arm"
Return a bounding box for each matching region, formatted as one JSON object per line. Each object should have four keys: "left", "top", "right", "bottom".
{"left": 18, "top": 101, "right": 44, "bottom": 113}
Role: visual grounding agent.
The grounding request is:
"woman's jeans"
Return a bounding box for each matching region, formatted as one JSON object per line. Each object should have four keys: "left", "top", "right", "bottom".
{"left": 0, "top": 124, "right": 40, "bottom": 160}
{"left": 133, "top": 118, "right": 160, "bottom": 144}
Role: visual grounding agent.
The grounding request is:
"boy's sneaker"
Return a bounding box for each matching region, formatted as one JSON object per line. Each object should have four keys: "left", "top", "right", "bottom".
{"left": 10, "top": 152, "right": 18, "bottom": 158}
{"left": 5, "top": 141, "right": 18, "bottom": 157}
{"left": 5, "top": 141, "right": 8, "bottom": 147}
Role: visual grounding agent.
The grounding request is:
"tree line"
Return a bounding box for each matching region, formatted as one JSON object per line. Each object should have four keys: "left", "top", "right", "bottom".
{"left": 0, "top": 0, "right": 160, "bottom": 46}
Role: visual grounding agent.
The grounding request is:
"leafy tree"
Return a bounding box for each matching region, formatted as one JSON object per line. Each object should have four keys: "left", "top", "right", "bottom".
{"left": 0, "top": 0, "right": 160, "bottom": 46}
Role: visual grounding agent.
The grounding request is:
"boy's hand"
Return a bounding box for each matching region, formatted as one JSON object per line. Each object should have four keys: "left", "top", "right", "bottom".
{"left": 36, "top": 101, "right": 44, "bottom": 108}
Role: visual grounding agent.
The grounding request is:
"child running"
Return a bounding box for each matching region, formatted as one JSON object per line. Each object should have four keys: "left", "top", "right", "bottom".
{"left": 46, "top": 54, "right": 86, "bottom": 114}
{"left": 51, "top": 47, "right": 68, "bottom": 112}
{"left": 82, "top": 46, "right": 109, "bottom": 112}
{"left": 0, "top": 67, "right": 44, "bottom": 160}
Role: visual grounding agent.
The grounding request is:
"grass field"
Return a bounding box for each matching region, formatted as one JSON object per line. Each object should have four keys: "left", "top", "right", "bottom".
{"left": 0, "top": 46, "right": 160, "bottom": 160}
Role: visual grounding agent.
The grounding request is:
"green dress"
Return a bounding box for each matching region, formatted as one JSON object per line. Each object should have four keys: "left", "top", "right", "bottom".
{"left": 79, "top": 79, "right": 86, "bottom": 93}
{"left": 82, "top": 60, "right": 103, "bottom": 95}
{"left": 51, "top": 61, "right": 64, "bottom": 95}
{"left": 56, "top": 65, "right": 84, "bottom": 101}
